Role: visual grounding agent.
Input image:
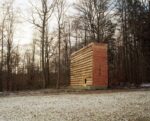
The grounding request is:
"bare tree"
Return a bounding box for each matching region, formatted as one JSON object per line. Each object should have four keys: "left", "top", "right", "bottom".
{"left": 29, "top": 0, "right": 55, "bottom": 88}
{"left": 0, "top": 3, "right": 7, "bottom": 91}
{"left": 0, "top": 3, "right": 7, "bottom": 72}
{"left": 5, "top": 1, "right": 16, "bottom": 91}
{"left": 55, "top": 0, "right": 67, "bottom": 89}
{"left": 74, "top": 0, "right": 115, "bottom": 43}
{"left": 0, "top": 1, "right": 13, "bottom": 91}
{"left": 0, "top": 0, "right": 18, "bottom": 91}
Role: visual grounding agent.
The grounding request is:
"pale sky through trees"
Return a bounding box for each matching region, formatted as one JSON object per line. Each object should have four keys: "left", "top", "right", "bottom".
{"left": 13, "top": 0, "right": 76, "bottom": 46}
{"left": 14, "top": 0, "right": 32, "bottom": 46}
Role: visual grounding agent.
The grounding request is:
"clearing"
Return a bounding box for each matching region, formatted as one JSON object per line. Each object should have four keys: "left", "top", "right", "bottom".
{"left": 0, "top": 90, "right": 150, "bottom": 121}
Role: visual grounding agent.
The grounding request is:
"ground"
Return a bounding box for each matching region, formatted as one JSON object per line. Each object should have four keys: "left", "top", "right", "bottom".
{"left": 0, "top": 89, "right": 150, "bottom": 121}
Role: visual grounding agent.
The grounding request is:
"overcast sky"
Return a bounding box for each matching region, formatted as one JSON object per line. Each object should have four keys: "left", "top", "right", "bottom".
{"left": 13, "top": 0, "right": 76, "bottom": 46}
{"left": 14, "top": 0, "right": 32, "bottom": 45}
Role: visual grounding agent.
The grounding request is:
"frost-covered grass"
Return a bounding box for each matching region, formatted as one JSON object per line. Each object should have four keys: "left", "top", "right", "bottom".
{"left": 0, "top": 91, "right": 150, "bottom": 121}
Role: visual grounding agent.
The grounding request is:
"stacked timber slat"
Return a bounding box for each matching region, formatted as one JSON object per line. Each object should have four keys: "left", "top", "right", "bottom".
{"left": 70, "top": 42, "right": 108, "bottom": 88}
{"left": 70, "top": 43, "right": 93, "bottom": 86}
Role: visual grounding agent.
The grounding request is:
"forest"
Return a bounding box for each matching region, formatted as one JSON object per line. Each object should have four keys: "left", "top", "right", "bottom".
{"left": 0, "top": 0, "right": 150, "bottom": 91}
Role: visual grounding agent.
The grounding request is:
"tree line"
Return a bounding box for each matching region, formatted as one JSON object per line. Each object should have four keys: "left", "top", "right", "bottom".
{"left": 0, "top": 0, "right": 149, "bottom": 91}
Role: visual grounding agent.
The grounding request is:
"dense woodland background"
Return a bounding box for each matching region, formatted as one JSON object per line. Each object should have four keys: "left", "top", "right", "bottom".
{"left": 0, "top": 0, "right": 150, "bottom": 91}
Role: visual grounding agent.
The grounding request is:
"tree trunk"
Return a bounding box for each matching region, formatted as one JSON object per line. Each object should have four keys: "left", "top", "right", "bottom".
{"left": 57, "top": 24, "right": 61, "bottom": 89}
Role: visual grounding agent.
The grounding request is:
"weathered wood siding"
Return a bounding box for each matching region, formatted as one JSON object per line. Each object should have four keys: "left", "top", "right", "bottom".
{"left": 70, "top": 43, "right": 108, "bottom": 88}
{"left": 70, "top": 44, "right": 93, "bottom": 86}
